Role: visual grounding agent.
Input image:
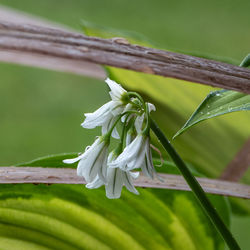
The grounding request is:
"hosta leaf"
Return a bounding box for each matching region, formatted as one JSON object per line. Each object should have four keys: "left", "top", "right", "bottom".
{"left": 174, "top": 90, "right": 250, "bottom": 138}
{"left": 0, "top": 183, "right": 227, "bottom": 250}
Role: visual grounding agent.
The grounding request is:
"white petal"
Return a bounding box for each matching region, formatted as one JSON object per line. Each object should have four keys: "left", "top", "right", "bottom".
{"left": 125, "top": 132, "right": 132, "bottom": 146}
{"left": 128, "top": 151, "right": 145, "bottom": 170}
{"left": 141, "top": 156, "right": 153, "bottom": 178}
{"left": 64, "top": 138, "right": 101, "bottom": 165}
{"left": 146, "top": 139, "right": 154, "bottom": 169}
{"left": 147, "top": 102, "right": 156, "bottom": 113}
{"left": 130, "top": 171, "right": 140, "bottom": 179}
{"left": 76, "top": 139, "right": 105, "bottom": 182}
{"left": 108, "top": 151, "right": 115, "bottom": 163}
{"left": 111, "top": 126, "right": 120, "bottom": 139}
{"left": 122, "top": 171, "right": 139, "bottom": 195}
{"left": 111, "top": 103, "right": 124, "bottom": 116}
{"left": 134, "top": 114, "right": 145, "bottom": 133}
{"left": 105, "top": 168, "right": 123, "bottom": 199}
{"left": 127, "top": 140, "right": 146, "bottom": 170}
{"left": 87, "top": 147, "right": 107, "bottom": 183}
{"left": 86, "top": 176, "right": 104, "bottom": 189}
{"left": 63, "top": 155, "right": 83, "bottom": 164}
{"left": 141, "top": 138, "right": 154, "bottom": 178}
{"left": 105, "top": 78, "right": 126, "bottom": 100}
{"left": 81, "top": 101, "right": 114, "bottom": 129}
{"left": 101, "top": 116, "right": 120, "bottom": 139}
{"left": 121, "top": 103, "right": 133, "bottom": 122}
{"left": 97, "top": 148, "right": 109, "bottom": 183}
{"left": 109, "top": 135, "right": 143, "bottom": 169}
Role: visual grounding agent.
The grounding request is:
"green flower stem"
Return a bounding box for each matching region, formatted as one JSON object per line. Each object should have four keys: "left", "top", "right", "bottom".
{"left": 150, "top": 119, "right": 240, "bottom": 250}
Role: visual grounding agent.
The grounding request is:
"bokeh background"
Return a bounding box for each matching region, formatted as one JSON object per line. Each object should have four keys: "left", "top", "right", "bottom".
{"left": 0, "top": 0, "right": 249, "bottom": 248}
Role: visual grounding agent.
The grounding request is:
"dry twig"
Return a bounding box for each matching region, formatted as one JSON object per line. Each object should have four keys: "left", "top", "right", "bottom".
{"left": 0, "top": 21, "right": 249, "bottom": 93}
{"left": 0, "top": 167, "right": 249, "bottom": 199}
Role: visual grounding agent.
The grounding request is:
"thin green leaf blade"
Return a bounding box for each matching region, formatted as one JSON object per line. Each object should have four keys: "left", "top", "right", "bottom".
{"left": 240, "top": 54, "right": 250, "bottom": 67}
{"left": 17, "top": 153, "right": 78, "bottom": 168}
{"left": 174, "top": 90, "right": 250, "bottom": 138}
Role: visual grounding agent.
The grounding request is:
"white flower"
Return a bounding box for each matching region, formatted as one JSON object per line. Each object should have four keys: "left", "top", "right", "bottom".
{"left": 63, "top": 137, "right": 109, "bottom": 183}
{"left": 105, "top": 167, "right": 139, "bottom": 199}
{"left": 105, "top": 78, "right": 127, "bottom": 104}
{"left": 81, "top": 78, "right": 128, "bottom": 138}
{"left": 64, "top": 78, "right": 160, "bottom": 199}
{"left": 109, "top": 134, "right": 155, "bottom": 179}
{"left": 109, "top": 134, "right": 145, "bottom": 170}
{"left": 86, "top": 152, "right": 139, "bottom": 199}
{"left": 106, "top": 152, "right": 139, "bottom": 198}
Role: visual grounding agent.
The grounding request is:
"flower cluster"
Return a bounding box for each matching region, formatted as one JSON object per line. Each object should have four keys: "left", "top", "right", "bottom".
{"left": 63, "top": 78, "right": 158, "bottom": 199}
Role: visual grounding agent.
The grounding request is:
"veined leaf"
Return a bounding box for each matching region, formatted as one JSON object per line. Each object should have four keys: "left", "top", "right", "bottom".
{"left": 174, "top": 90, "right": 250, "bottom": 138}
{"left": 0, "top": 184, "right": 227, "bottom": 250}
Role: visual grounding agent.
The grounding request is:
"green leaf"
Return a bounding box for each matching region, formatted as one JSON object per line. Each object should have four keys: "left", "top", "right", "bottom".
{"left": 240, "top": 54, "right": 250, "bottom": 67}
{"left": 174, "top": 90, "right": 250, "bottom": 138}
{"left": 17, "top": 153, "right": 78, "bottom": 168}
{"left": 0, "top": 153, "right": 227, "bottom": 249}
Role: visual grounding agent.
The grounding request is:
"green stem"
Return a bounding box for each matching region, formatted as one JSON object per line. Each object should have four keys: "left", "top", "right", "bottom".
{"left": 150, "top": 119, "right": 240, "bottom": 250}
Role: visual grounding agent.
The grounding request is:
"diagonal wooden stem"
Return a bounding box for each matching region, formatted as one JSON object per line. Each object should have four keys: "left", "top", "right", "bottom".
{"left": 0, "top": 21, "right": 249, "bottom": 94}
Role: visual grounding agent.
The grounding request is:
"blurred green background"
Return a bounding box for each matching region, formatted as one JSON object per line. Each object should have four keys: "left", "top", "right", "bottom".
{"left": 0, "top": 1, "right": 249, "bottom": 248}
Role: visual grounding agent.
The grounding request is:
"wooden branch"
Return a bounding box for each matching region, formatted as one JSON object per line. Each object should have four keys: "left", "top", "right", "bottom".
{"left": 0, "top": 167, "right": 249, "bottom": 199}
{"left": 0, "top": 7, "right": 105, "bottom": 78}
{"left": 0, "top": 22, "right": 249, "bottom": 94}
{"left": 220, "top": 138, "right": 250, "bottom": 182}
{"left": 0, "top": 49, "right": 105, "bottom": 79}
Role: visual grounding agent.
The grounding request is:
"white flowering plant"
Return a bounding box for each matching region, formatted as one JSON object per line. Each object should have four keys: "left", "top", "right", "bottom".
{"left": 64, "top": 78, "right": 159, "bottom": 199}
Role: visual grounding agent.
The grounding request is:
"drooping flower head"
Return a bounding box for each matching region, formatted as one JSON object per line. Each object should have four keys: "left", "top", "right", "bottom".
{"left": 64, "top": 78, "right": 159, "bottom": 199}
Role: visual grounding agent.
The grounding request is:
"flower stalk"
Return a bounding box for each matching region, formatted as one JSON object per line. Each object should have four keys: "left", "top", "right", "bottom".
{"left": 150, "top": 119, "right": 240, "bottom": 250}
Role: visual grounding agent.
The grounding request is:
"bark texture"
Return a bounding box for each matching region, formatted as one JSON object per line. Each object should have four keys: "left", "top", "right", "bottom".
{"left": 0, "top": 167, "right": 249, "bottom": 199}
{"left": 0, "top": 21, "right": 250, "bottom": 93}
